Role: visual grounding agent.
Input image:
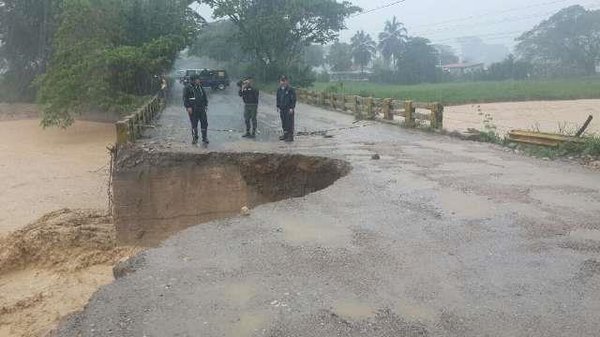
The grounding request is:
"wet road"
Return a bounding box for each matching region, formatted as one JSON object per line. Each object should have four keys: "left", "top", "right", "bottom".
{"left": 146, "top": 82, "right": 352, "bottom": 149}
{"left": 55, "top": 81, "right": 600, "bottom": 337}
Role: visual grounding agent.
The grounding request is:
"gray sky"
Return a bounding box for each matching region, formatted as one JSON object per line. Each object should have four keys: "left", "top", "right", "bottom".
{"left": 192, "top": 0, "right": 600, "bottom": 52}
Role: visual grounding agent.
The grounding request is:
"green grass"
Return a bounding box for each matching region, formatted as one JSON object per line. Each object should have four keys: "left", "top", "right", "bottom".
{"left": 310, "top": 77, "right": 600, "bottom": 106}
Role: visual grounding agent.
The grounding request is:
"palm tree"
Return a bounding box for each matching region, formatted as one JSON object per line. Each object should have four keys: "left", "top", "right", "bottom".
{"left": 378, "top": 16, "right": 408, "bottom": 68}
{"left": 351, "top": 30, "right": 376, "bottom": 74}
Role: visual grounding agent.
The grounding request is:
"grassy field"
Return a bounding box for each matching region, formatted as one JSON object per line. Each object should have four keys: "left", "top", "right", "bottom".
{"left": 310, "top": 77, "right": 600, "bottom": 106}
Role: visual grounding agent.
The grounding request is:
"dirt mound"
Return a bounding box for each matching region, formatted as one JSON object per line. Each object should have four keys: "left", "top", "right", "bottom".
{"left": 0, "top": 209, "right": 141, "bottom": 337}
{"left": 0, "top": 209, "right": 135, "bottom": 273}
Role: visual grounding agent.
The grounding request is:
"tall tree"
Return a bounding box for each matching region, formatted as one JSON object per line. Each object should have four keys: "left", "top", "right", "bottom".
{"left": 396, "top": 37, "right": 438, "bottom": 84}
{"left": 189, "top": 20, "right": 244, "bottom": 63}
{"left": 351, "top": 30, "right": 376, "bottom": 73}
{"left": 303, "top": 44, "right": 326, "bottom": 68}
{"left": 516, "top": 5, "right": 600, "bottom": 77}
{"left": 201, "top": 0, "right": 360, "bottom": 80}
{"left": 327, "top": 41, "right": 353, "bottom": 71}
{"left": 0, "top": 0, "right": 64, "bottom": 101}
{"left": 378, "top": 16, "right": 407, "bottom": 68}
{"left": 37, "top": 0, "right": 203, "bottom": 127}
{"left": 485, "top": 54, "right": 531, "bottom": 80}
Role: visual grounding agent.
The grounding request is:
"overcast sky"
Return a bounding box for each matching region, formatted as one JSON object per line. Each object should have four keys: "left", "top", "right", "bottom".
{"left": 192, "top": 0, "right": 600, "bottom": 52}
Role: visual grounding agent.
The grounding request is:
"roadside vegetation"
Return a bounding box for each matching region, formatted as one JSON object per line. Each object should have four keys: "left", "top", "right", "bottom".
{"left": 310, "top": 77, "right": 600, "bottom": 106}
{"left": 0, "top": 0, "right": 204, "bottom": 127}
{"left": 460, "top": 111, "right": 600, "bottom": 161}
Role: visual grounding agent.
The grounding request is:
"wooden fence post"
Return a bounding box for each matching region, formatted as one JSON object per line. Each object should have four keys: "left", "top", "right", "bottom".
{"left": 116, "top": 121, "right": 129, "bottom": 145}
{"left": 341, "top": 94, "right": 346, "bottom": 112}
{"left": 431, "top": 103, "right": 444, "bottom": 129}
{"left": 126, "top": 118, "right": 134, "bottom": 142}
{"left": 319, "top": 92, "right": 325, "bottom": 106}
{"left": 404, "top": 101, "right": 415, "bottom": 127}
{"left": 354, "top": 96, "right": 362, "bottom": 119}
{"left": 142, "top": 107, "right": 148, "bottom": 126}
{"left": 366, "top": 97, "right": 374, "bottom": 120}
{"left": 383, "top": 98, "right": 393, "bottom": 120}
{"left": 331, "top": 93, "right": 336, "bottom": 110}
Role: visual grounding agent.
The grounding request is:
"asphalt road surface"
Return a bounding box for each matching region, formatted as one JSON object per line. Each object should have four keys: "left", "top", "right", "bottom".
{"left": 55, "top": 81, "right": 600, "bottom": 337}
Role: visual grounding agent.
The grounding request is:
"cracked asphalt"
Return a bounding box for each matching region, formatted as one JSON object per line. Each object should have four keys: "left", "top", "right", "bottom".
{"left": 54, "top": 81, "right": 600, "bottom": 337}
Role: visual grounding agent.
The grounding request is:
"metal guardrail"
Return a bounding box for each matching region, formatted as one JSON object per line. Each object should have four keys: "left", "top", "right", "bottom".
{"left": 296, "top": 88, "right": 444, "bottom": 130}
{"left": 507, "top": 130, "right": 586, "bottom": 147}
{"left": 115, "top": 95, "right": 164, "bottom": 145}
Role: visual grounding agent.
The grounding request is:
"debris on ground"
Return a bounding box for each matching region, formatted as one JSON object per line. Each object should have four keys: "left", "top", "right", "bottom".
{"left": 0, "top": 209, "right": 141, "bottom": 337}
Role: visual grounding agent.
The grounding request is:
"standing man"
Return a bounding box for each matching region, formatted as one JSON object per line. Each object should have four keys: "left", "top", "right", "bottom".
{"left": 276, "top": 75, "right": 296, "bottom": 142}
{"left": 159, "top": 75, "right": 168, "bottom": 102}
{"left": 238, "top": 77, "right": 260, "bottom": 138}
{"left": 183, "top": 74, "right": 209, "bottom": 145}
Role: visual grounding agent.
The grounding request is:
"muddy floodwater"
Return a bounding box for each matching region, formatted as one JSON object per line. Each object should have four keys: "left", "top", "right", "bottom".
{"left": 0, "top": 117, "right": 133, "bottom": 337}
{"left": 445, "top": 99, "right": 600, "bottom": 135}
{"left": 0, "top": 119, "right": 113, "bottom": 237}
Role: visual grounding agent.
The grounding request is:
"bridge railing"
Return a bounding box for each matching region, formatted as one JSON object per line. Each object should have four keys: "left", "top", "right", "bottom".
{"left": 115, "top": 95, "right": 164, "bottom": 145}
{"left": 296, "top": 88, "right": 444, "bottom": 130}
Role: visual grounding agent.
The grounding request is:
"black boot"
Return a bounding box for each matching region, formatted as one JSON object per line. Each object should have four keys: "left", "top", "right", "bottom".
{"left": 242, "top": 130, "right": 251, "bottom": 138}
{"left": 192, "top": 129, "right": 198, "bottom": 144}
{"left": 249, "top": 129, "right": 256, "bottom": 138}
{"left": 201, "top": 129, "right": 209, "bottom": 144}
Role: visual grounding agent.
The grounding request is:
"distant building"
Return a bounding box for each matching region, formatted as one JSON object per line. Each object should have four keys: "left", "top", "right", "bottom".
{"left": 456, "top": 36, "right": 510, "bottom": 65}
{"left": 442, "top": 63, "right": 485, "bottom": 77}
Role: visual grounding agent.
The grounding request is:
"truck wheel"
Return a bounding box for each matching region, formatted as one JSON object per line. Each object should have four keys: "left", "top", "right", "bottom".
{"left": 217, "top": 83, "right": 226, "bottom": 90}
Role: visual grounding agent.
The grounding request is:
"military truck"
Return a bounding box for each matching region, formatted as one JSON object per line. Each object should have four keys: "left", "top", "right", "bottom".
{"left": 181, "top": 69, "right": 230, "bottom": 90}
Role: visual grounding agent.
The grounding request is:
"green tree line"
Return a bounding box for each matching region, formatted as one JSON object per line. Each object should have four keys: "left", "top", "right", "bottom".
{"left": 0, "top": 0, "right": 204, "bottom": 127}
{"left": 192, "top": 0, "right": 360, "bottom": 86}
{"left": 335, "top": 5, "right": 600, "bottom": 85}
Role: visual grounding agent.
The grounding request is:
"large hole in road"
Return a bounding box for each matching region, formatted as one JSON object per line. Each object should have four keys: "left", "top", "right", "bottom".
{"left": 112, "top": 149, "right": 352, "bottom": 246}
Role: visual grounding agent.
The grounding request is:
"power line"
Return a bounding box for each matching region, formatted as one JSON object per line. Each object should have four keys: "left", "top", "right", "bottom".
{"left": 416, "top": 0, "right": 600, "bottom": 36}
{"left": 351, "top": 0, "right": 407, "bottom": 18}
{"left": 419, "top": 11, "right": 560, "bottom": 39}
{"left": 410, "top": 0, "right": 575, "bottom": 29}
{"left": 415, "top": 9, "right": 559, "bottom": 36}
{"left": 425, "top": 3, "right": 600, "bottom": 44}
{"left": 432, "top": 30, "right": 526, "bottom": 44}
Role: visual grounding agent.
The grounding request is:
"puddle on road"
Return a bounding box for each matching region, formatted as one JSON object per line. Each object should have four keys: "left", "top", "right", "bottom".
{"left": 388, "top": 170, "right": 439, "bottom": 191}
{"left": 229, "top": 313, "right": 266, "bottom": 337}
{"left": 569, "top": 229, "right": 600, "bottom": 242}
{"left": 393, "top": 299, "right": 436, "bottom": 322}
{"left": 333, "top": 299, "right": 376, "bottom": 320}
{"left": 530, "top": 190, "right": 600, "bottom": 213}
{"left": 279, "top": 216, "right": 352, "bottom": 248}
{"left": 223, "top": 283, "right": 257, "bottom": 306}
{"left": 439, "top": 189, "right": 496, "bottom": 219}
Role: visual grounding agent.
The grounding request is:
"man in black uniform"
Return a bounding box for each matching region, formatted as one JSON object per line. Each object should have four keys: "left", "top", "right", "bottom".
{"left": 276, "top": 75, "right": 296, "bottom": 142}
{"left": 183, "top": 74, "right": 209, "bottom": 144}
{"left": 238, "top": 77, "right": 260, "bottom": 138}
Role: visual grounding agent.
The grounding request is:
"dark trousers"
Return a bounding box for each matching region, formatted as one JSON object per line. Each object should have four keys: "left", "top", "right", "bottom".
{"left": 244, "top": 104, "right": 258, "bottom": 133}
{"left": 189, "top": 107, "right": 208, "bottom": 139}
{"left": 279, "top": 108, "right": 295, "bottom": 138}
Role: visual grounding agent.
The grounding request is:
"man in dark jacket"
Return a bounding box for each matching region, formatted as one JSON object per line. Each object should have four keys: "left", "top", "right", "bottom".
{"left": 276, "top": 75, "right": 296, "bottom": 142}
{"left": 183, "top": 74, "right": 209, "bottom": 144}
{"left": 238, "top": 77, "right": 260, "bottom": 138}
